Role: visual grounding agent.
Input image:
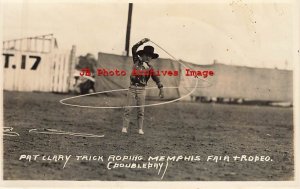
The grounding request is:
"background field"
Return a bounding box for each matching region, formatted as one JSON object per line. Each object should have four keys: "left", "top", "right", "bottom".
{"left": 3, "top": 91, "right": 294, "bottom": 181}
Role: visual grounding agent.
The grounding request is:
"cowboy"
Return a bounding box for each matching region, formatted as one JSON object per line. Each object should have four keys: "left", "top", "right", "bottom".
{"left": 122, "top": 38, "right": 164, "bottom": 135}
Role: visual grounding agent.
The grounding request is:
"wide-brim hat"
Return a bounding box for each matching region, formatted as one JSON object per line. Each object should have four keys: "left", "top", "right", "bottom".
{"left": 137, "top": 45, "right": 159, "bottom": 59}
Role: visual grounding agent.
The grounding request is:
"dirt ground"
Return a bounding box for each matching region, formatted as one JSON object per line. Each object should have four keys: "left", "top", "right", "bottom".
{"left": 3, "top": 91, "right": 294, "bottom": 181}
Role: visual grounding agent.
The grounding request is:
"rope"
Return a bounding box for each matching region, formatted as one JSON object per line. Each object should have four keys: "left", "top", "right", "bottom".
{"left": 150, "top": 40, "right": 211, "bottom": 84}
{"left": 3, "top": 127, "right": 20, "bottom": 137}
{"left": 29, "top": 128, "right": 104, "bottom": 138}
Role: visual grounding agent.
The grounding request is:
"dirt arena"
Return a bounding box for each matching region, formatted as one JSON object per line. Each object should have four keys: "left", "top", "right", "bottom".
{"left": 3, "top": 91, "right": 294, "bottom": 181}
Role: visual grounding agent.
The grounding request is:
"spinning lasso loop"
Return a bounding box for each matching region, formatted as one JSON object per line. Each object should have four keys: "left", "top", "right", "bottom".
{"left": 59, "top": 40, "right": 212, "bottom": 109}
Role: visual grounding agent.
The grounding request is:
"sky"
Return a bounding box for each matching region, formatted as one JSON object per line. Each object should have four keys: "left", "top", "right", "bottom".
{"left": 1, "top": 0, "right": 295, "bottom": 69}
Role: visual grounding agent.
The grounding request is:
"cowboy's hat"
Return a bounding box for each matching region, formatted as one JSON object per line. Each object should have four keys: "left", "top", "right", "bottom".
{"left": 137, "top": 46, "right": 159, "bottom": 59}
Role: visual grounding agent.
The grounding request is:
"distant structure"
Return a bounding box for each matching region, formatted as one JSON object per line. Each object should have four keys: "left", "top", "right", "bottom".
{"left": 2, "top": 34, "right": 58, "bottom": 53}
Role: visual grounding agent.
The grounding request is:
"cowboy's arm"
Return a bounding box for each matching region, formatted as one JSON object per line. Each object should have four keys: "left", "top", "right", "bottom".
{"left": 150, "top": 68, "right": 164, "bottom": 98}
{"left": 132, "top": 38, "right": 150, "bottom": 63}
{"left": 151, "top": 75, "right": 163, "bottom": 89}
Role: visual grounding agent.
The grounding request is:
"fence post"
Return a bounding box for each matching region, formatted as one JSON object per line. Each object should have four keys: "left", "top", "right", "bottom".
{"left": 68, "top": 45, "right": 77, "bottom": 92}
{"left": 49, "top": 34, "right": 54, "bottom": 53}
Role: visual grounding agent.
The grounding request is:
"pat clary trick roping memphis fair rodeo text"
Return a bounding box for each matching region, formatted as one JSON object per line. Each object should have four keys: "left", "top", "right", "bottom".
{"left": 79, "top": 68, "right": 215, "bottom": 78}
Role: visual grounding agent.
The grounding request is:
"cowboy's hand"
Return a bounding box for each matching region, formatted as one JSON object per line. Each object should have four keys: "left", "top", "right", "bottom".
{"left": 159, "top": 88, "right": 164, "bottom": 98}
{"left": 141, "top": 38, "right": 150, "bottom": 43}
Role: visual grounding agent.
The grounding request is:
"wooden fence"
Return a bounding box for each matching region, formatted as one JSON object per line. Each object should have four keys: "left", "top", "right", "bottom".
{"left": 2, "top": 34, "right": 76, "bottom": 93}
